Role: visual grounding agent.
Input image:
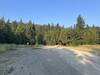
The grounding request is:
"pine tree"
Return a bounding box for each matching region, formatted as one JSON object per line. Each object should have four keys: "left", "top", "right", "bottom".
{"left": 76, "top": 15, "right": 85, "bottom": 30}
{"left": 25, "top": 20, "right": 36, "bottom": 44}
{"left": 74, "top": 15, "right": 86, "bottom": 45}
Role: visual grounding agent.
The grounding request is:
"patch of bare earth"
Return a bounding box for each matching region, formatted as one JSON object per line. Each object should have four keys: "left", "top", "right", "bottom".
{"left": 44, "top": 45, "right": 60, "bottom": 48}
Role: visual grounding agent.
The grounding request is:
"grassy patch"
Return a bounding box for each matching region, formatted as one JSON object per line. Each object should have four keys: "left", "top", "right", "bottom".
{"left": 90, "top": 48, "right": 100, "bottom": 56}
{"left": 68, "top": 45, "right": 100, "bottom": 56}
{"left": 0, "top": 44, "right": 17, "bottom": 53}
{"left": 0, "top": 44, "right": 42, "bottom": 54}
{"left": 68, "top": 45, "right": 100, "bottom": 51}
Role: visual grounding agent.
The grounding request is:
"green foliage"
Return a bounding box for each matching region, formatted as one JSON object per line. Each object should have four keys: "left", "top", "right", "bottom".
{"left": 0, "top": 16, "right": 99, "bottom": 45}
{"left": 76, "top": 15, "right": 85, "bottom": 30}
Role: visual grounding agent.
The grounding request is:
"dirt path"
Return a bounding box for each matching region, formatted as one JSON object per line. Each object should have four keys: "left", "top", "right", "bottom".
{"left": 0, "top": 47, "right": 100, "bottom": 75}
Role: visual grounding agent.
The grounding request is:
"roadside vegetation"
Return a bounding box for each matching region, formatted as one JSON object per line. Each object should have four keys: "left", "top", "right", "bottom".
{"left": 0, "top": 15, "right": 100, "bottom": 54}
{"left": 0, "top": 44, "right": 17, "bottom": 53}
{"left": 90, "top": 47, "right": 100, "bottom": 56}
{"left": 68, "top": 45, "right": 100, "bottom": 56}
{"left": 0, "top": 44, "right": 27, "bottom": 53}
{"left": 0, "top": 15, "right": 100, "bottom": 46}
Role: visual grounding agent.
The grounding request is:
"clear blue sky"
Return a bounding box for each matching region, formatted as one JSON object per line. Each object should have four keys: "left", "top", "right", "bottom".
{"left": 0, "top": 0, "right": 100, "bottom": 27}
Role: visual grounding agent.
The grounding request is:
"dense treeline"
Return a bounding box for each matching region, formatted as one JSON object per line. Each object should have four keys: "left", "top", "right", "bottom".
{"left": 0, "top": 15, "right": 100, "bottom": 45}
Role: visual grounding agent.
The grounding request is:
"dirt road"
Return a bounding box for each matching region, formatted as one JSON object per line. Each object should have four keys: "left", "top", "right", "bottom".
{"left": 0, "top": 47, "right": 100, "bottom": 75}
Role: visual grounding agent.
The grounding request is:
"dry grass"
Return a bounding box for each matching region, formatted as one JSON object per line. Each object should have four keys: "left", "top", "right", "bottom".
{"left": 44, "top": 45, "right": 100, "bottom": 51}
{"left": 66, "top": 45, "right": 100, "bottom": 56}
{"left": 68, "top": 45, "right": 100, "bottom": 52}
{"left": 41, "top": 45, "right": 100, "bottom": 56}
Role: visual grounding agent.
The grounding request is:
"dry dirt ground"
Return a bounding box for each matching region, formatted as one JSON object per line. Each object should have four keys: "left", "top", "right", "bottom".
{"left": 0, "top": 46, "right": 100, "bottom": 75}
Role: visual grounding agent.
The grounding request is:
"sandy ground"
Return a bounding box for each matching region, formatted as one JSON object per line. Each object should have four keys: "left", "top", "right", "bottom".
{"left": 0, "top": 47, "right": 100, "bottom": 75}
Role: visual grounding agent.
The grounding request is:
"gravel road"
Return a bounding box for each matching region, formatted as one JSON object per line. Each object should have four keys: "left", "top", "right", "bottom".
{"left": 0, "top": 47, "right": 100, "bottom": 75}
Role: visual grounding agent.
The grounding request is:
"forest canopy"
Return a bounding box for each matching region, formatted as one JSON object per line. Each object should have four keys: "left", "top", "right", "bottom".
{"left": 0, "top": 15, "right": 100, "bottom": 45}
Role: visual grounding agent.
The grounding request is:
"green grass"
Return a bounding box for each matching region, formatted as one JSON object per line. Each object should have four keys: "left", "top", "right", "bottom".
{"left": 0, "top": 44, "right": 42, "bottom": 54}
{"left": 0, "top": 44, "right": 48, "bottom": 54}
{"left": 0, "top": 44, "right": 17, "bottom": 53}
{"left": 90, "top": 48, "right": 100, "bottom": 56}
